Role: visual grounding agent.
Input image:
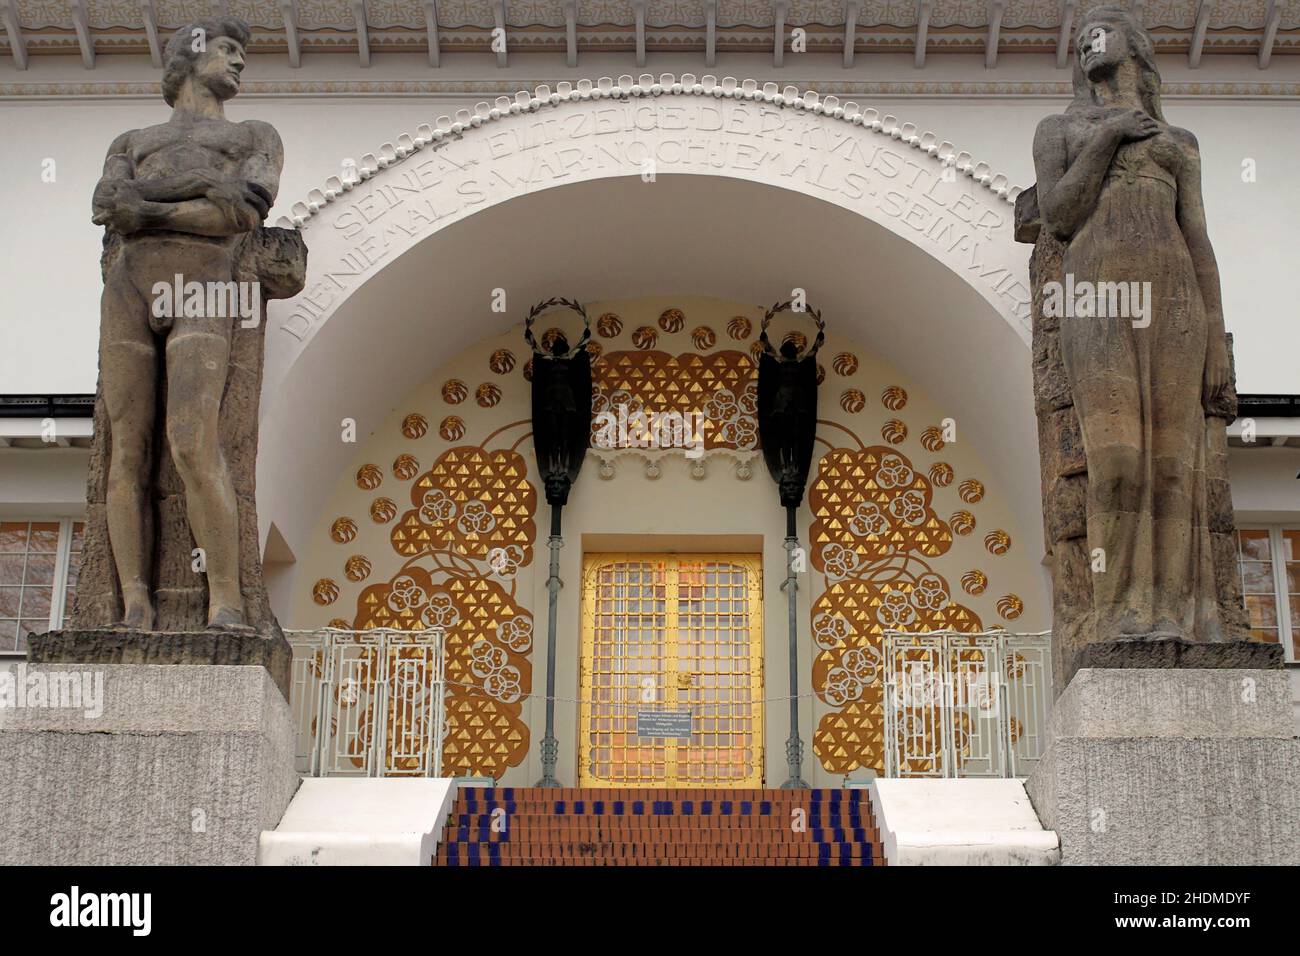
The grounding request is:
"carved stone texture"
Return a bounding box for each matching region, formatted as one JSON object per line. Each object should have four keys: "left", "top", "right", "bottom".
{"left": 1016, "top": 6, "right": 1259, "bottom": 692}
{"left": 27, "top": 19, "right": 306, "bottom": 697}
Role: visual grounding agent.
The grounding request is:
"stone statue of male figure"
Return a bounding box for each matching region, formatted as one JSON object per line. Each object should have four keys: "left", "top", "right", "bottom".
{"left": 91, "top": 18, "right": 281, "bottom": 630}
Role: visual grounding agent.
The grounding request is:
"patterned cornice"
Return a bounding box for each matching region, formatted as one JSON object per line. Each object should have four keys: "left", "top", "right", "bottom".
{"left": 3, "top": 0, "right": 1298, "bottom": 62}
{"left": 5, "top": 75, "right": 1300, "bottom": 98}
{"left": 7, "top": 0, "right": 1300, "bottom": 32}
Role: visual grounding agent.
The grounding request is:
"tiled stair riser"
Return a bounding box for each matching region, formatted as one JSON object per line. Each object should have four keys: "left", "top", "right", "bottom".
{"left": 436, "top": 788, "right": 883, "bottom": 867}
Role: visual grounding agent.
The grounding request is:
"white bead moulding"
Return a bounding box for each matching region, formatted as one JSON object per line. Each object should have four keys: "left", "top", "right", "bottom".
{"left": 279, "top": 74, "right": 1024, "bottom": 229}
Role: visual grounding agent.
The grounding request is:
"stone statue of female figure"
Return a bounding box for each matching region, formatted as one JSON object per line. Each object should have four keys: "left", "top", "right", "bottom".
{"left": 1031, "top": 6, "right": 1230, "bottom": 642}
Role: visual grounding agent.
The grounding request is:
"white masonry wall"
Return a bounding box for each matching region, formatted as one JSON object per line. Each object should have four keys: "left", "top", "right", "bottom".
{"left": 1, "top": 50, "right": 1299, "bottom": 396}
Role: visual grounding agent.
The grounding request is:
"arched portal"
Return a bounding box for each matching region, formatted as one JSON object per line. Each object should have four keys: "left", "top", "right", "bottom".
{"left": 259, "top": 84, "right": 1037, "bottom": 564}
{"left": 256, "top": 85, "right": 1044, "bottom": 786}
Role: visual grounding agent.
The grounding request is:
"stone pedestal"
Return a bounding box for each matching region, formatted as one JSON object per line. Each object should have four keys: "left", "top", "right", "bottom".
{"left": 0, "top": 664, "right": 298, "bottom": 865}
{"left": 1026, "top": 668, "right": 1300, "bottom": 865}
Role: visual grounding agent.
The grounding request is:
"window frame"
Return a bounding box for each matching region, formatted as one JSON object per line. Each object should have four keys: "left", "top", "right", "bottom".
{"left": 0, "top": 516, "right": 83, "bottom": 652}
{"left": 1235, "top": 524, "right": 1298, "bottom": 664}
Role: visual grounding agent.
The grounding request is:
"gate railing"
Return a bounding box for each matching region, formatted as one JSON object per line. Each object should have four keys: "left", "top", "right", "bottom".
{"left": 881, "top": 630, "right": 1051, "bottom": 779}
{"left": 286, "top": 628, "right": 447, "bottom": 778}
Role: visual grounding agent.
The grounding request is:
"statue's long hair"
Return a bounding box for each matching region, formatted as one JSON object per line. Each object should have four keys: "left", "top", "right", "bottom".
{"left": 1068, "top": 5, "right": 1165, "bottom": 122}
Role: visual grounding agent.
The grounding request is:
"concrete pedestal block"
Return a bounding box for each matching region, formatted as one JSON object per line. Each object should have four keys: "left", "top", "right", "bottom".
{"left": 0, "top": 664, "right": 298, "bottom": 865}
{"left": 1027, "top": 668, "right": 1300, "bottom": 865}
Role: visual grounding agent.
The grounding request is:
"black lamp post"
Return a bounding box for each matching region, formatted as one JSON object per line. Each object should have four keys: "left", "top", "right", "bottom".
{"left": 524, "top": 297, "right": 592, "bottom": 788}
{"left": 756, "top": 299, "right": 825, "bottom": 789}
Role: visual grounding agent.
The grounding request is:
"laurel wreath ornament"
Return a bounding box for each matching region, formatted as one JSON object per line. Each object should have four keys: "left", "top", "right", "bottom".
{"left": 523, "top": 296, "right": 592, "bottom": 359}
{"left": 758, "top": 297, "right": 827, "bottom": 359}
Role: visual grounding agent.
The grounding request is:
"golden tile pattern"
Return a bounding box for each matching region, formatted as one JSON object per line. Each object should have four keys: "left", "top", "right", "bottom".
{"left": 591, "top": 348, "right": 759, "bottom": 451}
{"left": 351, "top": 567, "right": 534, "bottom": 778}
{"left": 390, "top": 447, "right": 537, "bottom": 565}
{"left": 808, "top": 442, "right": 986, "bottom": 775}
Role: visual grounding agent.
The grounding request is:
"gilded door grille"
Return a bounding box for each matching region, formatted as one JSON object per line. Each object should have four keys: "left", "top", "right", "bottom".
{"left": 579, "top": 553, "right": 763, "bottom": 788}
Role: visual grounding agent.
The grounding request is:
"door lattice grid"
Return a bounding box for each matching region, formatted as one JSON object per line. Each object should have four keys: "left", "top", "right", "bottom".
{"left": 579, "top": 554, "right": 764, "bottom": 788}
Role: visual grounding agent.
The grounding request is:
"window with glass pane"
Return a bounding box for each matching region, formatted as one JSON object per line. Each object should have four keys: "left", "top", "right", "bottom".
{"left": 1283, "top": 529, "right": 1300, "bottom": 659}
{"left": 0, "top": 521, "right": 60, "bottom": 653}
{"left": 1236, "top": 530, "right": 1279, "bottom": 642}
{"left": 64, "top": 520, "right": 84, "bottom": 623}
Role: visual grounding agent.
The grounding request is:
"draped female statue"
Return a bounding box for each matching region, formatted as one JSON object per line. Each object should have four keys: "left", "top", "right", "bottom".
{"left": 1031, "top": 6, "right": 1229, "bottom": 642}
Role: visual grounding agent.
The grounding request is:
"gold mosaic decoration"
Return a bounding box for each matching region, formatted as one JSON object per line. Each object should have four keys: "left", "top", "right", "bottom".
{"left": 997, "top": 594, "right": 1025, "bottom": 620}
{"left": 808, "top": 438, "right": 987, "bottom": 775}
{"left": 591, "top": 349, "right": 760, "bottom": 451}
{"left": 313, "top": 578, "right": 339, "bottom": 606}
{"left": 442, "top": 380, "right": 468, "bottom": 404}
{"left": 341, "top": 410, "right": 541, "bottom": 778}
{"left": 840, "top": 389, "right": 865, "bottom": 413}
{"left": 390, "top": 446, "right": 537, "bottom": 565}
{"left": 393, "top": 454, "right": 420, "bottom": 480}
{"left": 439, "top": 416, "right": 465, "bottom": 441}
{"left": 881, "top": 385, "right": 908, "bottom": 410}
{"left": 313, "top": 301, "right": 1033, "bottom": 783}
{"left": 330, "top": 517, "right": 358, "bottom": 543}
{"left": 402, "top": 413, "right": 428, "bottom": 439}
{"left": 984, "top": 529, "right": 1011, "bottom": 555}
{"left": 351, "top": 566, "right": 534, "bottom": 779}
{"left": 920, "top": 426, "right": 946, "bottom": 452}
{"left": 658, "top": 308, "right": 685, "bottom": 332}
{"left": 809, "top": 446, "right": 953, "bottom": 565}
{"left": 345, "top": 555, "right": 372, "bottom": 582}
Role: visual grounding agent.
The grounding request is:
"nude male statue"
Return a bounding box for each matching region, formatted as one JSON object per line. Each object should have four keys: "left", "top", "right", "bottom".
{"left": 91, "top": 18, "right": 281, "bottom": 630}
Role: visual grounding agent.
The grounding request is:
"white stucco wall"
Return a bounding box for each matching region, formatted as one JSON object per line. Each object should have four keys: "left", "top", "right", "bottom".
{"left": 1, "top": 50, "right": 1299, "bottom": 395}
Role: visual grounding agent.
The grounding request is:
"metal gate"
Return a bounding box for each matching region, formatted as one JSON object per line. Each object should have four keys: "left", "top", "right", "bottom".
{"left": 287, "top": 628, "right": 447, "bottom": 777}
{"left": 578, "top": 553, "right": 765, "bottom": 788}
{"left": 881, "top": 630, "right": 1050, "bottom": 779}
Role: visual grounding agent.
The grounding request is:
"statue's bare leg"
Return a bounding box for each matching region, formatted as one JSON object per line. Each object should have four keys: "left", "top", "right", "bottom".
{"left": 165, "top": 310, "right": 242, "bottom": 629}
{"left": 100, "top": 264, "right": 157, "bottom": 629}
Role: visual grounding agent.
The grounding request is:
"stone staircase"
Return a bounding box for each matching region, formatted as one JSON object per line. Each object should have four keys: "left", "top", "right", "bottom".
{"left": 435, "top": 787, "right": 883, "bottom": 866}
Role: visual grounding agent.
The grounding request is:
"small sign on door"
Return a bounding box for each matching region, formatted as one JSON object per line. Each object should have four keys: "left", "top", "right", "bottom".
{"left": 636, "top": 710, "right": 694, "bottom": 739}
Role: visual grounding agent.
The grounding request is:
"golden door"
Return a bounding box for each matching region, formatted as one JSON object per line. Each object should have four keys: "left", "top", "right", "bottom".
{"left": 578, "top": 553, "right": 764, "bottom": 788}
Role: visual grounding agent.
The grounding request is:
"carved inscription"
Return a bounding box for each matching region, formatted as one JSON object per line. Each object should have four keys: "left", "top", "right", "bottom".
{"left": 282, "top": 102, "right": 1030, "bottom": 340}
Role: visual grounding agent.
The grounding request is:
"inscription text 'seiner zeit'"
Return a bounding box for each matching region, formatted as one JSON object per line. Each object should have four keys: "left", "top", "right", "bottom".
{"left": 283, "top": 102, "right": 1030, "bottom": 340}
